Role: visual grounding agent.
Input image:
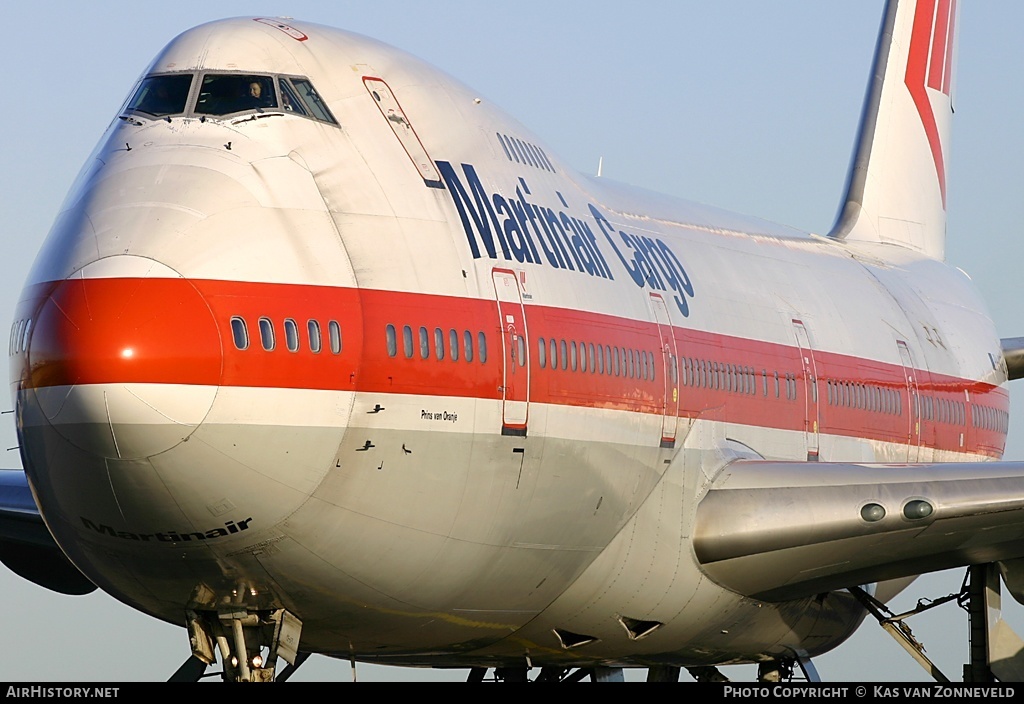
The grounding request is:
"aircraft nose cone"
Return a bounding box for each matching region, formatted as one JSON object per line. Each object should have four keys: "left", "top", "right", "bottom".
{"left": 25, "top": 256, "right": 222, "bottom": 460}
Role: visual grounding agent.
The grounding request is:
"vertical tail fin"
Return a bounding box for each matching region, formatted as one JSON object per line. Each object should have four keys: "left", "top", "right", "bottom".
{"left": 828, "top": 0, "right": 958, "bottom": 260}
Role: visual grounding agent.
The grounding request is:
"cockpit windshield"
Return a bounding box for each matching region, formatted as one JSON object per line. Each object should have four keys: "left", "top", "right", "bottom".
{"left": 196, "top": 74, "right": 278, "bottom": 116}
{"left": 122, "top": 71, "right": 337, "bottom": 126}
{"left": 126, "top": 74, "right": 193, "bottom": 117}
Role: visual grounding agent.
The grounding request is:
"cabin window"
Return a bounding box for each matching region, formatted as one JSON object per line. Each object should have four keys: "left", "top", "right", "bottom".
{"left": 126, "top": 74, "right": 194, "bottom": 117}
{"left": 588, "top": 343, "right": 596, "bottom": 374}
{"left": 496, "top": 133, "right": 514, "bottom": 161}
{"left": 538, "top": 338, "right": 547, "bottom": 368}
{"left": 258, "top": 317, "right": 275, "bottom": 351}
{"left": 517, "top": 335, "right": 526, "bottom": 367}
{"left": 463, "top": 330, "right": 474, "bottom": 363}
{"left": 478, "top": 332, "right": 488, "bottom": 363}
{"left": 513, "top": 137, "right": 537, "bottom": 168}
{"left": 449, "top": 329, "right": 459, "bottom": 361}
{"left": 570, "top": 341, "right": 578, "bottom": 372}
{"left": 20, "top": 319, "right": 31, "bottom": 354}
{"left": 403, "top": 325, "right": 414, "bottom": 359}
{"left": 230, "top": 317, "right": 249, "bottom": 350}
{"left": 196, "top": 74, "right": 278, "bottom": 115}
{"left": 386, "top": 324, "right": 397, "bottom": 357}
{"left": 307, "top": 320, "right": 322, "bottom": 353}
{"left": 328, "top": 321, "right": 341, "bottom": 354}
{"left": 419, "top": 327, "right": 429, "bottom": 360}
{"left": 434, "top": 328, "right": 445, "bottom": 361}
{"left": 283, "top": 319, "right": 299, "bottom": 352}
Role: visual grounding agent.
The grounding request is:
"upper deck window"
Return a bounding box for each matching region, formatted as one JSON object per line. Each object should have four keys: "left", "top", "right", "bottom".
{"left": 126, "top": 74, "right": 193, "bottom": 117}
{"left": 196, "top": 74, "right": 278, "bottom": 116}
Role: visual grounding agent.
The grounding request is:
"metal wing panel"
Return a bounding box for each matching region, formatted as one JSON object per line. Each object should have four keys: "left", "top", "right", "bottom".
{"left": 694, "top": 460, "right": 1024, "bottom": 601}
{"left": 0, "top": 469, "right": 96, "bottom": 595}
{"left": 1002, "top": 337, "right": 1024, "bottom": 380}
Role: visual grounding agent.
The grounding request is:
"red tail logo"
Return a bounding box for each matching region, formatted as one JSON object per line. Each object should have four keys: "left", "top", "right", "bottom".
{"left": 905, "top": 0, "right": 956, "bottom": 208}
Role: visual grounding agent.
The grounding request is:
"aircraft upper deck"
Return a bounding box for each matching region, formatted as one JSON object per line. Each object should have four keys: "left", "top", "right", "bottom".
{"left": 128, "top": 17, "right": 833, "bottom": 246}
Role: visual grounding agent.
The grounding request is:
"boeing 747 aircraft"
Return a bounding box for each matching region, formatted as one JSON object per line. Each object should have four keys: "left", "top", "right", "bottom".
{"left": 3, "top": 1, "right": 1024, "bottom": 683}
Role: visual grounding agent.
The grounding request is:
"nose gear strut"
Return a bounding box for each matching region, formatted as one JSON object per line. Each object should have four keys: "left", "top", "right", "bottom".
{"left": 173, "top": 608, "right": 303, "bottom": 682}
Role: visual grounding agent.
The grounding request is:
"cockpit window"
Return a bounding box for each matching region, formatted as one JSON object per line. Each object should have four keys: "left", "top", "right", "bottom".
{"left": 121, "top": 71, "right": 337, "bottom": 126}
{"left": 126, "top": 74, "right": 193, "bottom": 117}
{"left": 196, "top": 74, "right": 278, "bottom": 116}
{"left": 288, "top": 78, "right": 336, "bottom": 124}
{"left": 278, "top": 79, "right": 309, "bottom": 117}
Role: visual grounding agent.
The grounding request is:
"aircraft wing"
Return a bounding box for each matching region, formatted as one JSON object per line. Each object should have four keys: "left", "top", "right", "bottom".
{"left": 0, "top": 469, "right": 96, "bottom": 595}
{"left": 694, "top": 460, "right": 1024, "bottom": 601}
{"left": 1002, "top": 337, "right": 1024, "bottom": 380}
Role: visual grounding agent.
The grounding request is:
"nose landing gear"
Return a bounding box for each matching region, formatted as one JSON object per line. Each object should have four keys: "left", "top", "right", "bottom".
{"left": 172, "top": 608, "right": 303, "bottom": 682}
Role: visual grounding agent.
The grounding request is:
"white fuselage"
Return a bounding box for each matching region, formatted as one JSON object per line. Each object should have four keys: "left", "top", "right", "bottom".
{"left": 8, "top": 18, "right": 1007, "bottom": 667}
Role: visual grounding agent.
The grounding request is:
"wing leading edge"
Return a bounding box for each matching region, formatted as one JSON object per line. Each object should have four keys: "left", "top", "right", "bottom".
{"left": 0, "top": 469, "right": 96, "bottom": 595}
{"left": 694, "top": 460, "right": 1024, "bottom": 601}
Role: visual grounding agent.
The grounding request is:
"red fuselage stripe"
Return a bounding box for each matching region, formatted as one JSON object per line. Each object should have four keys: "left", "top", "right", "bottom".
{"left": 15, "top": 278, "right": 1007, "bottom": 456}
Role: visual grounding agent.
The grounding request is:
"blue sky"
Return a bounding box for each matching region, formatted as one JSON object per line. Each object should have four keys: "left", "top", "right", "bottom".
{"left": 1, "top": 1, "right": 1022, "bottom": 682}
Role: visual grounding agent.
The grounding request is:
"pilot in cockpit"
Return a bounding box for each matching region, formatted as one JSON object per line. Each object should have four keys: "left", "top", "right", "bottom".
{"left": 246, "top": 81, "right": 266, "bottom": 109}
